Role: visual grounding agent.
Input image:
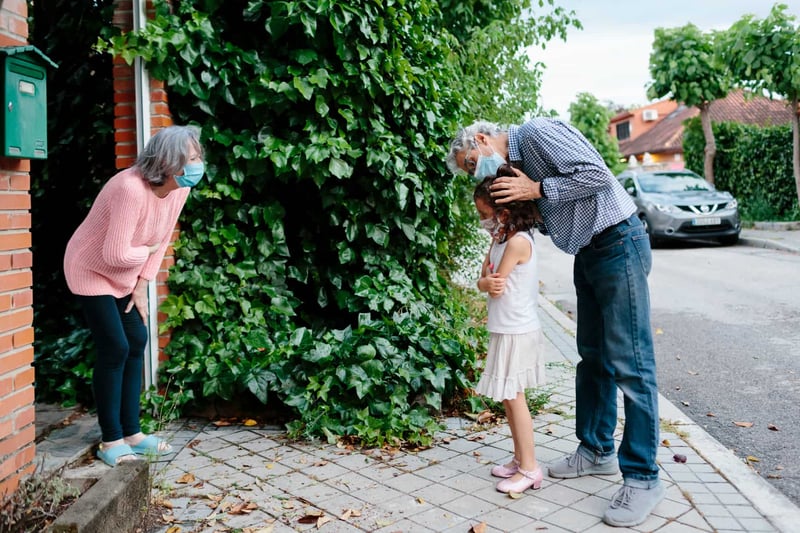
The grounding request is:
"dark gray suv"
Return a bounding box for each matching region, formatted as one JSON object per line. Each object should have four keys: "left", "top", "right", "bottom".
{"left": 616, "top": 169, "right": 741, "bottom": 247}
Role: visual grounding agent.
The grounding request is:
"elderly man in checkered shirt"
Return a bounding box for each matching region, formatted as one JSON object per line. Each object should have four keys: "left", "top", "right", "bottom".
{"left": 447, "top": 118, "right": 664, "bottom": 528}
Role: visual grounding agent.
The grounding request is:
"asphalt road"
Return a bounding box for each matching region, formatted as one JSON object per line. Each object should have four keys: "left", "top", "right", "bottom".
{"left": 534, "top": 233, "right": 800, "bottom": 506}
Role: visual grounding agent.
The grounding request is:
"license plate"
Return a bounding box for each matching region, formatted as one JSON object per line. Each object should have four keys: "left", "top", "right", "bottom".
{"left": 692, "top": 217, "right": 721, "bottom": 226}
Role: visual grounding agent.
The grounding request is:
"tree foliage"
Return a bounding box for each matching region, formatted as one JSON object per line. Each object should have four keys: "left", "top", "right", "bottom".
{"left": 647, "top": 24, "right": 729, "bottom": 184}
{"left": 568, "top": 92, "right": 624, "bottom": 174}
{"left": 715, "top": 3, "right": 800, "bottom": 205}
{"left": 89, "top": 0, "right": 577, "bottom": 447}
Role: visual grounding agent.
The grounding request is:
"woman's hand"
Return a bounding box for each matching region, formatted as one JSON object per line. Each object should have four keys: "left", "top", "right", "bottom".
{"left": 125, "top": 277, "right": 150, "bottom": 322}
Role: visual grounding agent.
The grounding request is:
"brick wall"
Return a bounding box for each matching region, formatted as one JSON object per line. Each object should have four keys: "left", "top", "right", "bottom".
{"left": 112, "top": 0, "right": 176, "bottom": 362}
{"left": 0, "top": 0, "right": 37, "bottom": 496}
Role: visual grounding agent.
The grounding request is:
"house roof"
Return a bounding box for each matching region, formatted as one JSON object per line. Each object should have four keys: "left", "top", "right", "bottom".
{"left": 619, "top": 89, "right": 794, "bottom": 157}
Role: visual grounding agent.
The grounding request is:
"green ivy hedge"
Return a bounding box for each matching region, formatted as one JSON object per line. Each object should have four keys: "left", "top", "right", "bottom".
{"left": 98, "top": 0, "right": 487, "bottom": 447}
{"left": 683, "top": 117, "right": 800, "bottom": 220}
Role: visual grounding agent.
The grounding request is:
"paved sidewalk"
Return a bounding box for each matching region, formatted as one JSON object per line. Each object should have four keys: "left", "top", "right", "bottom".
{"left": 100, "top": 299, "right": 800, "bottom": 532}
{"left": 34, "top": 226, "right": 800, "bottom": 532}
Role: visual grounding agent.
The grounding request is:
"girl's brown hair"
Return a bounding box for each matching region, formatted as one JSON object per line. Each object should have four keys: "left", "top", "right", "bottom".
{"left": 473, "top": 164, "right": 539, "bottom": 238}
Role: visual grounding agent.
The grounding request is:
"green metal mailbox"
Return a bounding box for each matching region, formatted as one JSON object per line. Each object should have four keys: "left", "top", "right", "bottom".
{"left": 0, "top": 46, "right": 57, "bottom": 159}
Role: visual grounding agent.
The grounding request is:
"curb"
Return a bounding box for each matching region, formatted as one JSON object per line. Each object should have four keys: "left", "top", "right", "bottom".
{"left": 50, "top": 460, "right": 149, "bottom": 533}
{"left": 739, "top": 236, "right": 800, "bottom": 254}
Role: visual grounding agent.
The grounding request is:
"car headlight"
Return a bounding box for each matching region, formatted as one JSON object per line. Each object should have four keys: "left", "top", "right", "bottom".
{"left": 725, "top": 199, "right": 738, "bottom": 209}
{"left": 654, "top": 203, "right": 681, "bottom": 213}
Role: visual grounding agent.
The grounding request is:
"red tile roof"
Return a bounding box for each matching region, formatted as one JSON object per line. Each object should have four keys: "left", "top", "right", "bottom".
{"left": 618, "top": 89, "right": 794, "bottom": 157}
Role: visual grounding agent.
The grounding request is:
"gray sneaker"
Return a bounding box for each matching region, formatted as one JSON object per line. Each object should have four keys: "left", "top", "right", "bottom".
{"left": 548, "top": 450, "right": 619, "bottom": 479}
{"left": 603, "top": 482, "right": 666, "bottom": 527}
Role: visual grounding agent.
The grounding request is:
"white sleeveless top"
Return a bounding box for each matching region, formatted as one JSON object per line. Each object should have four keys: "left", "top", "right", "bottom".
{"left": 486, "top": 231, "right": 540, "bottom": 334}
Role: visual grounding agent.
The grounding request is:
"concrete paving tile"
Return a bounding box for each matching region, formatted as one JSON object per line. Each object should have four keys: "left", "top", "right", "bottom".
{"left": 504, "top": 493, "right": 561, "bottom": 519}
{"left": 373, "top": 493, "right": 430, "bottom": 521}
{"left": 706, "top": 514, "right": 747, "bottom": 530}
{"left": 414, "top": 463, "right": 462, "bottom": 483}
{"left": 383, "top": 471, "right": 436, "bottom": 493}
{"left": 408, "top": 506, "right": 469, "bottom": 531}
{"left": 223, "top": 453, "right": 293, "bottom": 477}
{"left": 672, "top": 502, "right": 717, "bottom": 530}
{"left": 370, "top": 517, "right": 421, "bottom": 532}
{"left": 669, "top": 470, "right": 702, "bottom": 483}
{"left": 410, "top": 482, "right": 462, "bottom": 506}
{"left": 552, "top": 473, "right": 620, "bottom": 495}
{"left": 414, "top": 445, "right": 461, "bottom": 464}
{"left": 439, "top": 435, "right": 486, "bottom": 454}
{"left": 542, "top": 506, "right": 602, "bottom": 531}
{"left": 535, "top": 481, "right": 596, "bottom": 507}
{"left": 696, "top": 502, "right": 733, "bottom": 517}
{"left": 437, "top": 452, "right": 491, "bottom": 475}
{"left": 290, "top": 479, "right": 346, "bottom": 503}
{"left": 329, "top": 470, "right": 381, "bottom": 493}
{"left": 737, "top": 517, "right": 780, "bottom": 531}
{"left": 727, "top": 503, "right": 766, "bottom": 518}
{"left": 440, "top": 492, "right": 502, "bottom": 520}
{"left": 230, "top": 434, "right": 284, "bottom": 454}
{"left": 658, "top": 521, "right": 712, "bottom": 532}
{"left": 716, "top": 491, "right": 750, "bottom": 505}
{"left": 266, "top": 470, "right": 317, "bottom": 493}
{"left": 348, "top": 482, "right": 404, "bottom": 505}
{"left": 473, "top": 505, "right": 534, "bottom": 531}
{"left": 191, "top": 463, "right": 258, "bottom": 490}
{"left": 296, "top": 459, "right": 350, "bottom": 482}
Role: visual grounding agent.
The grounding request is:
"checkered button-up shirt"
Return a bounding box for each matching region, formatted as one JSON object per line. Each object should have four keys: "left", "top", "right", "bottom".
{"left": 507, "top": 118, "right": 635, "bottom": 255}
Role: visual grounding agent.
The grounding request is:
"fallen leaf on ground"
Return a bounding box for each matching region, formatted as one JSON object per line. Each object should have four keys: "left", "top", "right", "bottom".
{"left": 316, "top": 516, "right": 333, "bottom": 528}
{"left": 768, "top": 424, "right": 779, "bottom": 431}
{"left": 655, "top": 328, "right": 663, "bottom": 335}
{"left": 746, "top": 455, "right": 760, "bottom": 463}
{"left": 243, "top": 418, "right": 258, "bottom": 426}
{"left": 681, "top": 401, "right": 690, "bottom": 406}
{"left": 661, "top": 439, "right": 671, "bottom": 446}
{"left": 706, "top": 412, "right": 716, "bottom": 417}
{"left": 176, "top": 473, "right": 196, "bottom": 484}
{"left": 733, "top": 421, "right": 754, "bottom": 428}
{"left": 508, "top": 492, "right": 523, "bottom": 499}
{"left": 470, "top": 522, "right": 488, "bottom": 533}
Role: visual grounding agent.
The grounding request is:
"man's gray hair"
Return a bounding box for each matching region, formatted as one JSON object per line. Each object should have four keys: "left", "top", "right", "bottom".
{"left": 135, "top": 125, "right": 204, "bottom": 185}
{"left": 446, "top": 120, "right": 507, "bottom": 174}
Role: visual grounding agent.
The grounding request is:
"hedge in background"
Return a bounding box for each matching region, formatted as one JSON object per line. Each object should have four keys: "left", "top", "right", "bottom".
{"left": 683, "top": 117, "right": 799, "bottom": 221}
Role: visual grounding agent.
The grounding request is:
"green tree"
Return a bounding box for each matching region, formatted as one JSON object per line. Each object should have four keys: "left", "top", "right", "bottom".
{"left": 448, "top": 0, "right": 581, "bottom": 124}
{"left": 716, "top": 3, "right": 800, "bottom": 206}
{"left": 647, "top": 24, "right": 729, "bottom": 184}
{"left": 94, "top": 0, "right": 577, "bottom": 446}
{"left": 568, "top": 92, "right": 624, "bottom": 174}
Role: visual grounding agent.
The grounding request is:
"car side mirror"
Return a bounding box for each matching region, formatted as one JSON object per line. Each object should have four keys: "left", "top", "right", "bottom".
{"left": 626, "top": 186, "right": 636, "bottom": 196}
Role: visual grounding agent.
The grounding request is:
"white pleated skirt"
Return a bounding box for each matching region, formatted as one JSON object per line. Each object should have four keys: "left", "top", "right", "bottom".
{"left": 475, "top": 329, "right": 546, "bottom": 402}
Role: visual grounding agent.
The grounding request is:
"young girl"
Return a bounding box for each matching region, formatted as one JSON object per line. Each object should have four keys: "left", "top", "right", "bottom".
{"left": 473, "top": 164, "right": 546, "bottom": 493}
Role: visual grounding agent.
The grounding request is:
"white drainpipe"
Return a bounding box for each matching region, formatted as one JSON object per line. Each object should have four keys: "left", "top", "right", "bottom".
{"left": 133, "top": 0, "right": 158, "bottom": 390}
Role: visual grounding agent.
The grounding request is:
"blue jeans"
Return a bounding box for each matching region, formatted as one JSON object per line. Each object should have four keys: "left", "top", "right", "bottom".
{"left": 77, "top": 294, "right": 148, "bottom": 442}
{"left": 572, "top": 215, "right": 660, "bottom": 483}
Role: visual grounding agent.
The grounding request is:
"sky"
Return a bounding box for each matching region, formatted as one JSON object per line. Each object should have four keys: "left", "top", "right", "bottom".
{"left": 530, "top": 0, "right": 800, "bottom": 119}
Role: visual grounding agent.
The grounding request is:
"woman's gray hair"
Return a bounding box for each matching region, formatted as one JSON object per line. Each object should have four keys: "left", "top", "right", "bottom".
{"left": 446, "top": 120, "right": 507, "bottom": 174}
{"left": 135, "top": 125, "right": 204, "bottom": 185}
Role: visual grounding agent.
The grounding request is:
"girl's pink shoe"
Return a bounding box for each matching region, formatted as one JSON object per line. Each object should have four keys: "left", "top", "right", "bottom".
{"left": 491, "top": 457, "right": 520, "bottom": 478}
{"left": 496, "top": 467, "right": 543, "bottom": 493}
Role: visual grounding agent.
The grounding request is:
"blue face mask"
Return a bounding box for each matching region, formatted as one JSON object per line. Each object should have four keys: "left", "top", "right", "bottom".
{"left": 474, "top": 151, "right": 506, "bottom": 181}
{"left": 174, "top": 162, "right": 205, "bottom": 188}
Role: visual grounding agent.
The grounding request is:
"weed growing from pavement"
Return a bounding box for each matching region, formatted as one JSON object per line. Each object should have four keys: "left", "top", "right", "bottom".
{"left": 0, "top": 464, "right": 81, "bottom": 532}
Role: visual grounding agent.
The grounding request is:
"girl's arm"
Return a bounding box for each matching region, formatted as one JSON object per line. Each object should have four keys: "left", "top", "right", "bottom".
{"left": 487, "top": 235, "right": 532, "bottom": 297}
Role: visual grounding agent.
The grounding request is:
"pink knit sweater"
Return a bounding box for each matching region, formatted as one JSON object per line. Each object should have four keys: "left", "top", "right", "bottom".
{"left": 64, "top": 167, "right": 190, "bottom": 297}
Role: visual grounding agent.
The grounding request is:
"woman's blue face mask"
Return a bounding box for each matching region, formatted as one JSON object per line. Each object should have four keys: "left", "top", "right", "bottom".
{"left": 175, "top": 162, "right": 205, "bottom": 188}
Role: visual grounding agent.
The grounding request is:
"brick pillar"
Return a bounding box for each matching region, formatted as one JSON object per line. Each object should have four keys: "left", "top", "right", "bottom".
{"left": 0, "top": 0, "right": 37, "bottom": 496}
{"left": 112, "top": 0, "right": 176, "bottom": 365}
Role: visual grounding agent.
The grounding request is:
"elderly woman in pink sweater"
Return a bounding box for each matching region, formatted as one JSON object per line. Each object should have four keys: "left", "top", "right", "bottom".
{"left": 64, "top": 125, "right": 205, "bottom": 467}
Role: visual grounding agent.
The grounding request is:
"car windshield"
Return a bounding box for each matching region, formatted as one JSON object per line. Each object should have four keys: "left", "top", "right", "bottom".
{"left": 638, "top": 173, "right": 714, "bottom": 193}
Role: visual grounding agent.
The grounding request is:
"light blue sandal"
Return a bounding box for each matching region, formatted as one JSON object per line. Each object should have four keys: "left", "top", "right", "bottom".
{"left": 129, "top": 434, "right": 172, "bottom": 456}
{"left": 96, "top": 444, "right": 138, "bottom": 467}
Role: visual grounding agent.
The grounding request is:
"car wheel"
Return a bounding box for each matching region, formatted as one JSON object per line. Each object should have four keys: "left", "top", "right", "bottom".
{"left": 641, "top": 216, "right": 658, "bottom": 248}
{"left": 718, "top": 234, "right": 739, "bottom": 246}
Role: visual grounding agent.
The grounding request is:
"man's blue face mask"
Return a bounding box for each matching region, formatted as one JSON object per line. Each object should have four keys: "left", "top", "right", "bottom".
{"left": 475, "top": 151, "right": 506, "bottom": 181}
